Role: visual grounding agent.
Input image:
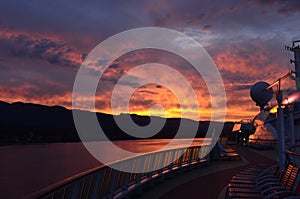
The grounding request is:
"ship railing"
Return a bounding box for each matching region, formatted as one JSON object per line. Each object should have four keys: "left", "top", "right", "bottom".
{"left": 26, "top": 144, "right": 212, "bottom": 199}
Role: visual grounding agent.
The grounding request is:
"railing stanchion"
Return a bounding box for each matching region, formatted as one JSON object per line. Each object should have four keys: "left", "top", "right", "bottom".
{"left": 91, "top": 171, "right": 103, "bottom": 199}
{"left": 108, "top": 169, "right": 118, "bottom": 199}
{"left": 168, "top": 150, "right": 174, "bottom": 172}
{"left": 189, "top": 148, "right": 194, "bottom": 166}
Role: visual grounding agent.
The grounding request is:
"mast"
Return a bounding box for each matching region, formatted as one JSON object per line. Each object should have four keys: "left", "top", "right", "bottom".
{"left": 286, "top": 40, "right": 300, "bottom": 90}
{"left": 285, "top": 40, "right": 300, "bottom": 146}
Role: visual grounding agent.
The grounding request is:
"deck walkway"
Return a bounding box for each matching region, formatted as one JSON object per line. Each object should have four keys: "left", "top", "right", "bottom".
{"left": 141, "top": 146, "right": 278, "bottom": 199}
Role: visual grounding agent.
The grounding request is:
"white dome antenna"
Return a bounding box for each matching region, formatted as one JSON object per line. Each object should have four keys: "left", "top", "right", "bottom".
{"left": 250, "top": 81, "right": 273, "bottom": 110}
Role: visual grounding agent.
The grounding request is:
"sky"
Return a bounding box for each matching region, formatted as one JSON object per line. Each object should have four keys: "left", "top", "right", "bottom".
{"left": 0, "top": 0, "right": 300, "bottom": 121}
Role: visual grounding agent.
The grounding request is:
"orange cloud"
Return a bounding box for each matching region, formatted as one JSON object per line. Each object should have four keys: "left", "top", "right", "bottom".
{"left": 0, "top": 84, "right": 73, "bottom": 109}
{"left": 0, "top": 30, "right": 296, "bottom": 122}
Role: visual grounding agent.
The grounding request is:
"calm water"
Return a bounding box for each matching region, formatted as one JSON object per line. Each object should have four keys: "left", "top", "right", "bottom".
{"left": 0, "top": 138, "right": 211, "bottom": 198}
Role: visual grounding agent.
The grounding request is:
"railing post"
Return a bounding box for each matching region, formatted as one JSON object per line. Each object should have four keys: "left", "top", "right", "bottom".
{"left": 70, "top": 181, "right": 81, "bottom": 199}
{"left": 136, "top": 157, "right": 142, "bottom": 185}
{"left": 108, "top": 169, "right": 119, "bottom": 199}
{"left": 123, "top": 171, "right": 130, "bottom": 192}
{"left": 91, "top": 171, "right": 103, "bottom": 199}
{"left": 168, "top": 150, "right": 174, "bottom": 172}
{"left": 189, "top": 148, "right": 194, "bottom": 166}
{"left": 179, "top": 149, "right": 184, "bottom": 168}
{"left": 158, "top": 152, "right": 163, "bottom": 176}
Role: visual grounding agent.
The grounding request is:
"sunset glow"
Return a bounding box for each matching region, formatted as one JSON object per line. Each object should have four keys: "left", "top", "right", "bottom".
{"left": 0, "top": 1, "right": 299, "bottom": 121}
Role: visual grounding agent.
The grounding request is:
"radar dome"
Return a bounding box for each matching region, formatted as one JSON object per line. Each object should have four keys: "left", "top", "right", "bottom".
{"left": 250, "top": 81, "right": 273, "bottom": 108}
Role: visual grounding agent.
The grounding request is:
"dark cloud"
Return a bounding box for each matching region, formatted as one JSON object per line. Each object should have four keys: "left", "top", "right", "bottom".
{"left": 109, "top": 63, "right": 121, "bottom": 69}
{"left": 0, "top": 32, "right": 82, "bottom": 68}
{"left": 138, "top": 90, "right": 158, "bottom": 95}
{"left": 249, "top": 0, "right": 300, "bottom": 15}
{"left": 129, "top": 99, "right": 154, "bottom": 107}
{"left": 203, "top": 24, "right": 213, "bottom": 30}
{"left": 186, "top": 14, "right": 206, "bottom": 25}
{"left": 153, "top": 14, "right": 172, "bottom": 27}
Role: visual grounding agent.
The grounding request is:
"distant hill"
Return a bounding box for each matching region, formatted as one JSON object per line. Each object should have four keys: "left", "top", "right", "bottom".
{"left": 0, "top": 101, "right": 234, "bottom": 144}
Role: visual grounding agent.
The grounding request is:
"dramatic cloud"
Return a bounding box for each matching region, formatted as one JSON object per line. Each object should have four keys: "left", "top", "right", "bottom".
{"left": 0, "top": 0, "right": 299, "bottom": 121}
{"left": 0, "top": 30, "right": 83, "bottom": 68}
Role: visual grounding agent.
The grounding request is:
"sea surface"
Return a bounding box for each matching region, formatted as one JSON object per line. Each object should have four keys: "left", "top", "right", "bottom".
{"left": 0, "top": 138, "right": 212, "bottom": 198}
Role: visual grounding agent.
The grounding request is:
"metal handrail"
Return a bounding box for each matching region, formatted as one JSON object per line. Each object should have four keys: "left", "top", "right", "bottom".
{"left": 26, "top": 144, "right": 212, "bottom": 199}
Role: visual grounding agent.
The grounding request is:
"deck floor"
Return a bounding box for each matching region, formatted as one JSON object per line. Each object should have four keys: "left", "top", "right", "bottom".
{"left": 141, "top": 146, "right": 277, "bottom": 199}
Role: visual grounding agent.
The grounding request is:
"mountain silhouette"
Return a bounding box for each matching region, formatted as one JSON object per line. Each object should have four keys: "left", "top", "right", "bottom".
{"left": 0, "top": 101, "right": 233, "bottom": 144}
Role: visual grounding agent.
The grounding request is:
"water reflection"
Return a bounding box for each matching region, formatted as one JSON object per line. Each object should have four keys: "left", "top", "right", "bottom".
{"left": 0, "top": 138, "right": 211, "bottom": 198}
